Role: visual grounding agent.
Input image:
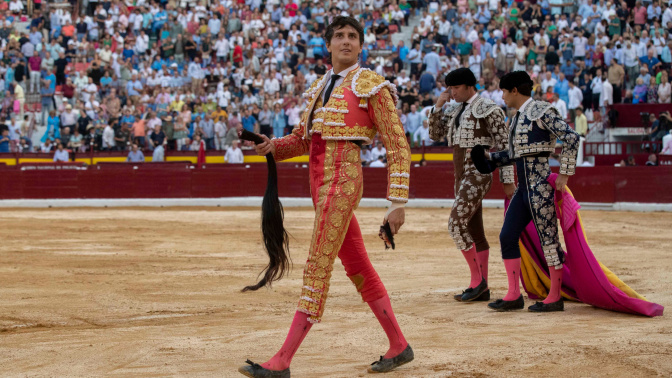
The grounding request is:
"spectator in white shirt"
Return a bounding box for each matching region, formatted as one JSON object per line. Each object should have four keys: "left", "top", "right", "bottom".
{"left": 370, "top": 141, "right": 387, "bottom": 161}
{"left": 53, "top": 143, "right": 69, "bottom": 162}
{"left": 360, "top": 146, "right": 373, "bottom": 166}
{"left": 286, "top": 104, "right": 301, "bottom": 129}
{"left": 102, "top": 124, "right": 115, "bottom": 150}
{"left": 413, "top": 120, "right": 433, "bottom": 147}
{"left": 600, "top": 73, "right": 614, "bottom": 111}
{"left": 567, "top": 81, "right": 583, "bottom": 121}
{"left": 41, "top": 139, "right": 54, "bottom": 153}
{"left": 541, "top": 72, "right": 557, "bottom": 94}
{"left": 552, "top": 93, "right": 568, "bottom": 120}
{"left": 224, "top": 140, "right": 244, "bottom": 163}
{"left": 369, "top": 155, "right": 386, "bottom": 167}
{"left": 264, "top": 75, "right": 281, "bottom": 95}
{"left": 82, "top": 77, "right": 98, "bottom": 103}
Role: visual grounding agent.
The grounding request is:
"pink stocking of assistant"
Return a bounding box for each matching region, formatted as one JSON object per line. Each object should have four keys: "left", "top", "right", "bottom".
{"left": 461, "top": 245, "right": 483, "bottom": 288}
{"left": 544, "top": 266, "right": 564, "bottom": 304}
{"left": 476, "top": 248, "right": 489, "bottom": 282}
{"left": 502, "top": 258, "right": 521, "bottom": 301}
{"left": 262, "top": 311, "right": 313, "bottom": 370}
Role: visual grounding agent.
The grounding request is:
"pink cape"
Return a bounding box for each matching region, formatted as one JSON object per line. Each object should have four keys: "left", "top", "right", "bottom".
{"left": 509, "top": 173, "right": 664, "bottom": 317}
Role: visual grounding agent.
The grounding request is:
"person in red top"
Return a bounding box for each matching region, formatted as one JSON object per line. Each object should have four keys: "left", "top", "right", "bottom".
{"left": 62, "top": 20, "right": 75, "bottom": 38}
{"left": 233, "top": 41, "right": 243, "bottom": 64}
{"left": 285, "top": 0, "right": 298, "bottom": 17}
{"left": 62, "top": 77, "right": 76, "bottom": 106}
{"left": 28, "top": 52, "right": 42, "bottom": 93}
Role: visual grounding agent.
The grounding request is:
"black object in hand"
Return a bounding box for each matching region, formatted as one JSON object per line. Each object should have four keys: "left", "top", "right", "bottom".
{"left": 379, "top": 222, "right": 395, "bottom": 250}
{"left": 470, "top": 145, "right": 497, "bottom": 174}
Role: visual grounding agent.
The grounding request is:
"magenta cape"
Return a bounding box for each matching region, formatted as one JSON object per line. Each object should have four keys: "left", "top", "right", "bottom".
{"left": 508, "top": 173, "right": 664, "bottom": 317}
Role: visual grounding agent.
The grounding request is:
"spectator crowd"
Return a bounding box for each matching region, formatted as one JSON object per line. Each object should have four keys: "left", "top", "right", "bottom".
{"left": 0, "top": 0, "right": 671, "bottom": 163}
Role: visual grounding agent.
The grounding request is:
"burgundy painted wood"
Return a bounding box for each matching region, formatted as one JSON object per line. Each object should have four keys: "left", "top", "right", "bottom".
{"left": 610, "top": 104, "right": 672, "bottom": 128}
{"left": 1, "top": 163, "right": 671, "bottom": 204}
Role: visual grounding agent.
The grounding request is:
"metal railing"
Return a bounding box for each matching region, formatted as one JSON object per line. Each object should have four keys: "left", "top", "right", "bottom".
{"left": 584, "top": 141, "right": 663, "bottom": 156}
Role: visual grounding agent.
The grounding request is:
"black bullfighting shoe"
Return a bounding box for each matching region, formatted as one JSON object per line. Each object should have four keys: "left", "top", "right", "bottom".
{"left": 455, "top": 289, "right": 491, "bottom": 302}
{"left": 528, "top": 299, "right": 564, "bottom": 312}
{"left": 460, "top": 278, "right": 489, "bottom": 302}
{"left": 368, "top": 344, "right": 414, "bottom": 373}
{"left": 238, "top": 360, "right": 290, "bottom": 378}
{"left": 487, "top": 295, "right": 525, "bottom": 311}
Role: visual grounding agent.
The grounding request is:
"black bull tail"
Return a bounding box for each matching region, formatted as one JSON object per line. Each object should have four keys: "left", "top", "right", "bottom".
{"left": 238, "top": 130, "right": 291, "bottom": 292}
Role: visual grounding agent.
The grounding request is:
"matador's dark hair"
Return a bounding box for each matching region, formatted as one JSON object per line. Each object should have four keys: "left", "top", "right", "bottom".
{"left": 324, "top": 16, "right": 364, "bottom": 65}
{"left": 499, "top": 71, "right": 533, "bottom": 96}
{"left": 325, "top": 16, "right": 365, "bottom": 46}
{"left": 238, "top": 130, "right": 291, "bottom": 292}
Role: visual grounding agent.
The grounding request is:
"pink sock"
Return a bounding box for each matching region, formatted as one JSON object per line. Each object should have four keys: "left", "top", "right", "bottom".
{"left": 476, "top": 248, "right": 489, "bottom": 283}
{"left": 368, "top": 294, "right": 408, "bottom": 359}
{"left": 262, "top": 311, "right": 313, "bottom": 370}
{"left": 502, "top": 258, "right": 521, "bottom": 301}
{"left": 544, "top": 266, "right": 563, "bottom": 304}
{"left": 461, "top": 245, "right": 483, "bottom": 288}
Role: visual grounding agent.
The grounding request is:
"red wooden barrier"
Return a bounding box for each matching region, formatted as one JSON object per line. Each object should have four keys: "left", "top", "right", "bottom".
{"left": 1, "top": 163, "right": 671, "bottom": 204}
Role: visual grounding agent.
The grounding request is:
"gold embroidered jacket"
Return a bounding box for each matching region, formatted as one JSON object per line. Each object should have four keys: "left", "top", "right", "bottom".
{"left": 271, "top": 67, "right": 411, "bottom": 202}
{"left": 428, "top": 96, "right": 514, "bottom": 183}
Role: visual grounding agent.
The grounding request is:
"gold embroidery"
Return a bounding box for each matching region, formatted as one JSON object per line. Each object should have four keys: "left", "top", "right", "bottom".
{"left": 344, "top": 164, "right": 358, "bottom": 179}
{"left": 346, "top": 149, "right": 359, "bottom": 163}
{"left": 326, "top": 227, "right": 339, "bottom": 241}
{"left": 354, "top": 69, "right": 386, "bottom": 96}
{"left": 342, "top": 181, "right": 356, "bottom": 196}
{"left": 321, "top": 242, "right": 334, "bottom": 255}
{"left": 329, "top": 211, "right": 344, "bottom": 227}
{"left": 323, "top": 111, "right": 345, "bottom": 124}
{"left": 390, "top": 176, "right": 410, "bottom": 187}
{"left": 334, "top": 197, "right": 349, "bottom": 211}
{"left": 317, "top": 255, "right": 330, "bottom": 267}
{"left": 321, "top": 124, "right": 376, "bottom": 142}
{"left": 369, "top": 87, "right": 411, "bottom": 202}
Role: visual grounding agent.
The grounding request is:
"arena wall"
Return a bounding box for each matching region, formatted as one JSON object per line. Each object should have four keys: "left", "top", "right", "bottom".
{"left": 0, "top": 163, "right": 670, "bottom": 207}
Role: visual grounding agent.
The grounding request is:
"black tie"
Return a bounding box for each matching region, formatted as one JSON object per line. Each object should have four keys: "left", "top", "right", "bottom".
{"left": 455, "top": 102, "right": 468, "bottom": 129}
{"left": 509, "top": 111, "right": 521, "bottom": 157}
{"left": 323, "top": 74, "right": 341, "bottom": 103}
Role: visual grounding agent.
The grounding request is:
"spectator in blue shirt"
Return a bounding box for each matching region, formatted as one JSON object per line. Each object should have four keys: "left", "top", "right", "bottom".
{"left": 560, "top": 60, "right": 578, "bottom": 80}
{"left": 40, "top": 82, "right": 54, "bottom": 123}
{"left": 476, "top": 6, "right": 491, "bottom": 24}
{"left": 121, "top": 108, "right": 136, "bottom": 128}
{"left": 126, "top": 143, "right": 145, "bottom": 162}
{"left": 640, "top": 50, "right": 662, "bottom": 73}
{"left": 153, "top": 10, "right": 167, "bottom": 35}
{"left": 419, "top": 71, "right": 436, "bottom": 94}
{"left": 554, "top": 73, "right": 570, "bottom": 104}
{"left": 309, "top": 34, "right": 325, "bottom": 60}
{"left": 41, "top": 110, "right": 61, "bottom": 143}
{"left": 0, "top": 129, "right": 9, "bottom": 153}
{"left": 242, "top": 108, "right": 258, "bottom": 132}
{"left": 126, "top": 75, "right": 143, "bottom": 97}
{"left": 423, "top": 47, "right": 441, "bottom": 77}
{"left": 405, "top": 104, "right": 423, "bottom": 139}
{"left": 44, "top": 69, "right": 56, "bottom": 92}
{"left": 397, "top": 41, "right": 409, "bottom": 63}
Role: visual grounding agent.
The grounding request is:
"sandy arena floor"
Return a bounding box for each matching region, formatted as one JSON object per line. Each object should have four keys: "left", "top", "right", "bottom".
{"left": 1, "top": 207, "right": 671, "bottom": 377}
